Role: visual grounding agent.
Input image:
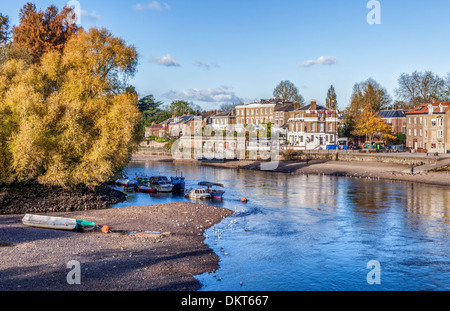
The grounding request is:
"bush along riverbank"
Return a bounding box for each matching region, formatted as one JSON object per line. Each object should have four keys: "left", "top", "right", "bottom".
{"left": 0, "top": 182, "right": 126, "bottom": 215}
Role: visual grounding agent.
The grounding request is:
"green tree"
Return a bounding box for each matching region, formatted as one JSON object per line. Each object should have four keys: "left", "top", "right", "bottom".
{"left": 325, "top": 85, "right": 337, "bottom": 109}
{"left": 273, "top": 80, "right": 305, "bottom": 105}
{"left": 168, "top": 100, "right": 195, "bottom": 116}
{"left": 0, "top": 13, "right": 10, "bottom": 44}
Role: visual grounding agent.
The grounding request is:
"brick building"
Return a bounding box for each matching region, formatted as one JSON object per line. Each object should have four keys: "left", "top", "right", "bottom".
{"left": 406, "top": 101, "right": 450, "bottom": 154}
{"left": 286, "top": 100, "right": 338, "bottom": 150}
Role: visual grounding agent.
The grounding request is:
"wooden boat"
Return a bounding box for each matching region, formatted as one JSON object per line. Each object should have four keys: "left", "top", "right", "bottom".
{"left": 198, "top": 181, "right": 225, "bottom": 199}
{"left": 184, "top": 188, "right": 211, "bottom": 200}
{"left": 149, "top": 176, "right": 174, "bottom": 193}
{"left": 22, "top": 214, "right": 96, "bottom": 231}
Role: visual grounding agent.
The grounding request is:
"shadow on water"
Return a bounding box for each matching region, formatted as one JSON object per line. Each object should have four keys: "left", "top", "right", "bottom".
{"left": 115, "top": 161, "right": 450, "bottom": 291}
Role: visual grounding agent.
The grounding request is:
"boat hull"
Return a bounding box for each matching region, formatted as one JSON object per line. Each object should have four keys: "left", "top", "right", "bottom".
{"left": 138, "top": 186, "right": 156, "bottom": 193}
{"left": 22, "top": 214, "right": 96, "bottom": 231}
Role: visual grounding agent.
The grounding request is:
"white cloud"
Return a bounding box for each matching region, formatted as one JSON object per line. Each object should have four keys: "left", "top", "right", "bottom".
{"left": 151, "top": 54, "right": 180, "bottom": 67}
{"left": 162, "top": 87, "right": 242, "bottom": 103}
{"left": 80, "top": 10, "right": 103, "bottom": 22}
{"left": 134, "top": 1, "right": 171, "bottom": 11}
{"left": 299, "top": 56, "right": 338, "bottom": 68}
{"left": 193, "top": 61, "right": 220, "bottom": 71}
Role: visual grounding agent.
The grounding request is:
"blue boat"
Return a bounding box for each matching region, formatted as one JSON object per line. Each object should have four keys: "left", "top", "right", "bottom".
{"left": 198, "top": 181, "right": 225, "bottom": 200}
{"left": 171, "top": 173, "right": 185, "bottom": 193}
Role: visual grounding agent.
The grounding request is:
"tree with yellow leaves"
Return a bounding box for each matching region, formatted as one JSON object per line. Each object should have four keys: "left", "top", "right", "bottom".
{"left": 351, "top": 111, "right": 395, "bottom": 144}
{"left": 0, "top": 27, "right": 141, "bottom": 188}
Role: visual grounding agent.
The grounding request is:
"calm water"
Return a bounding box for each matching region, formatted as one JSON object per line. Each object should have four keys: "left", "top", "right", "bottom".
{"left": 113, "top": 161, "right": 450, "bottom": 291}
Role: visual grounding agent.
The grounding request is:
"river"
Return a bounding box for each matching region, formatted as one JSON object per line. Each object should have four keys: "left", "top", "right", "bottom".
{"left": 112, "top": 161, "right": 450, "bottom": 291}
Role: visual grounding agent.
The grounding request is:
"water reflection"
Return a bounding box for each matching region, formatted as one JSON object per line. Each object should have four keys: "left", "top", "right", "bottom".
{"left": 115, "top": 161, "right": 450, "bottom": 291}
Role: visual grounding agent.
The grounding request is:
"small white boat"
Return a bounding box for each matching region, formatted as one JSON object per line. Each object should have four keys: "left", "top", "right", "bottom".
{"left": 22, "top": 214, "right": 96, "bottom": 231}
{"left": 149, "top": 176, "right": 174, "bottom": 193}
{"left": 184, "top": 188, "right": 211, "bottom": 200}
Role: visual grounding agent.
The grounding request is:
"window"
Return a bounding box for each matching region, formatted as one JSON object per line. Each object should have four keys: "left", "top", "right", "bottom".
{"left": 425, "top": 119, "right": 427, "bottom": 126}
{"left": 414, "top": 117, "right": 417, "bottom": 124}
{"left": 431, "top": 119, "right": 437, "bottom": 126}
{"left": 319, "top": 123, "right": 324, "bottom": 132}
{"left": 437, "top": 118, "right": 444, "bottom": 127}
{"left": 409, "top": 129, "right": 411, "bottom": 136}
{"left": 328, "top": 123, "right": 333, "bottom": 132}
{"left": 256, "top": 109, "right": 259, "bottom": 115}
{"left": 270, "top": 108, "right": 273, "bottom": 114}
{"left": 414, "top": 129, "right": 417, "bottom": 136}
{"left": 409, "top": 117, "right": 411, "bottom": 124}
{"left": 437, "top": 130, "right": 443, "bottom": 138}
{"left": 311, "top": 123, "right": 316, "bottom": 132}
{"left": 419, "top": 129, "right": 422, "bottom": 137}
{"left": 265, "top": 108, "right": 268, "bottom": 114}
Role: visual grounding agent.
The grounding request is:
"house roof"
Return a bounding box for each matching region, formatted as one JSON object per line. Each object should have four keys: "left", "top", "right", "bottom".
{"left": 275, "top": 104, "right": 295, "bottom": 112}
{"left": 297, "top": 103, "right": 327, "bottom": 111}
{"left": 378, "top": 110, "right": 406, "bottom": 118}
{"left": 406, "top": 101, "right": 450, "bottom": 115}
{"left": 211, "top": 111, "right": 235, "bottom": 118}
{"left": 167, "top": 115, "right": 201, "bottom": 125}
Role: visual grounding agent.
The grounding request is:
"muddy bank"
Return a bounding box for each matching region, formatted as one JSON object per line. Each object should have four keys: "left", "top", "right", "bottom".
{"left": 0, "top": 183, "right": 127, "bottom": 215}
{"left": 0, "top": 203, "right": 233, "bottom": 291}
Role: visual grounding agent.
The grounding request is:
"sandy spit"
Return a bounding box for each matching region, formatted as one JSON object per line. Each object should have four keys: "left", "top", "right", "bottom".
{"left": 0, "top": 202, "right": 233, "bottom": 291}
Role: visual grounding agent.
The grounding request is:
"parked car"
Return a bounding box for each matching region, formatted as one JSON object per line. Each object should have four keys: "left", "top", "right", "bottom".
{"left": 349, "top": 144, "right": 361, "bottom": 150}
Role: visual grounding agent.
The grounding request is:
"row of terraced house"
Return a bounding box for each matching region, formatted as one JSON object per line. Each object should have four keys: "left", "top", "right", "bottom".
{"left": 145, "top": 99, "right": 450, "bottom": 154}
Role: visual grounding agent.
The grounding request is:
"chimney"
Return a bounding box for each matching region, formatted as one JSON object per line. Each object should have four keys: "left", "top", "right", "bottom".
{"left": 311, "top": 100, "right": 317, "bottom": 111}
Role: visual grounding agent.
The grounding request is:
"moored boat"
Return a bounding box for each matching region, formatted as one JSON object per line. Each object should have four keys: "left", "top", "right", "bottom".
{"left": 184, "top": 188, "right": 211, "bottom": 200}
{"left": 22, "top": 214, "right": 96, "bottom": 232}
{"left": 149, "top": 176, "right": 174, "bottom": 193}
{"left": 171, "top": 176, "right": 185, "bottom": 193}
{"left": 198, "top": 181, "right": 225, "bottom": 199}
{"left": 137, "top": 186, "right": 157, "bottom": 193}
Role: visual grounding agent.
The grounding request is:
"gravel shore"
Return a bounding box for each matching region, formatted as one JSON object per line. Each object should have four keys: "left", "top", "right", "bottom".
{"left": 0, "top": 203, "right": 233, "bottom": 291}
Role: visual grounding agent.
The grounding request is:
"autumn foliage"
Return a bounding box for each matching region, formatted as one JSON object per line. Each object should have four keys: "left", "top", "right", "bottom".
{"left": 0, "top": 4, "right": 141, "bottom": 188}
{"left": 351, "top": 111, "right": 395, "bottom": 143}
{"left": 12, "top": 3, "right": 79, "bottom": 64}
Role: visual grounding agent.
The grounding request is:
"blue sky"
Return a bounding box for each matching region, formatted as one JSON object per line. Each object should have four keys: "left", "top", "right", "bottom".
{"left": 2, "top": 0, "right": 450, "bottom": 110}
